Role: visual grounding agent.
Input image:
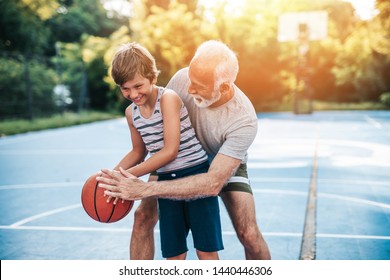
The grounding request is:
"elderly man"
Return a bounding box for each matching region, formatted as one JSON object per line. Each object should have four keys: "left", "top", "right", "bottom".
{"left": 98, "top": 40, "right": 271, "bottom": 260}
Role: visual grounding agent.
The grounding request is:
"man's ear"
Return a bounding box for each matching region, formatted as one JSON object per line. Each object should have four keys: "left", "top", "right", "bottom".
{"left": 219, "top": 82, "right": 231, "bottom": 94}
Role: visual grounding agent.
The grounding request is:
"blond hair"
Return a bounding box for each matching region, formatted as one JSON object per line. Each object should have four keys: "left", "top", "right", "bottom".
{"left": 111, "top": 42, "right": 160, "bottom": 85}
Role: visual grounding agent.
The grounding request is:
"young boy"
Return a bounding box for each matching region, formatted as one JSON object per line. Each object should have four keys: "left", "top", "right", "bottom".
{"left": 109, "top": 42, "right": 224, "bottom": 260}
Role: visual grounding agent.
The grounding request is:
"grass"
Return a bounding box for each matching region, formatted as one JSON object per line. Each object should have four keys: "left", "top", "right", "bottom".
{"left": 0, "top": 111, "right": 121, "bottom": 137}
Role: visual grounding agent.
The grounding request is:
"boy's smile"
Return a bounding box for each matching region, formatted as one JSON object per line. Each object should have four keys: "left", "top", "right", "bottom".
{"left": 119, "top": 74, "right": 157, "bottom": 106}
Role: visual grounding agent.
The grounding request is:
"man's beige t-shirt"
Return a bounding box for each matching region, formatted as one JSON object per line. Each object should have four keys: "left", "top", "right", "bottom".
{"left": 166, "top": 67, "right": 258, "bottom": 163}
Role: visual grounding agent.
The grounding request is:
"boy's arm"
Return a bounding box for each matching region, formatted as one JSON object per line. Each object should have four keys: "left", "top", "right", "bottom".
{"left": 124, "top": 90, "right": 181, "bottom": 177}
{"left": 114, "top": 106, "right": 147, "bottom": 171}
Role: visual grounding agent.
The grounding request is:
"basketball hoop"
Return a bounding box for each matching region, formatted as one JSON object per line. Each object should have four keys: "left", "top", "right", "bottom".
{"left": 278, "top": 11, "right": 328, "bottom": 114}
{"left": 278, "top": 11, "right": 328, "bottom": 42}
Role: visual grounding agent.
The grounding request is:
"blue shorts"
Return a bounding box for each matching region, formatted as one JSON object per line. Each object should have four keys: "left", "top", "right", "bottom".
{"left": 157, "top": 162, "right": 224, "bottom": 258}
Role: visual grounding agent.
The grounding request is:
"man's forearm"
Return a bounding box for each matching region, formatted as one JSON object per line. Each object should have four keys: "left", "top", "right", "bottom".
{"left": 98, "top": 154, "right": 241, "bottom": 201}
{"left": 144, "top": 154, "right": 241, "bottom": 200}
{"left": 147, "top": 172, "right": 221, "bottom": 200}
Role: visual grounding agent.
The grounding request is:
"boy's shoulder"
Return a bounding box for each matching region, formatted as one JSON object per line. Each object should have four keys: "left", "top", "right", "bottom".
{"left": 161, "top": 88, "right": 181, "bottom": 104}
{"left": 125, "top": 103, "right": 136, "bottom": 117}
{"left": 161, "top": 87, "right": 177, "bottom": 96}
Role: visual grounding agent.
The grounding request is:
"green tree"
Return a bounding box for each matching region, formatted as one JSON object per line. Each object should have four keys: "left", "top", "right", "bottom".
{"left": 47, "top": 0, "right": 129, "bottom": 113}
{"left": 48, "top": 0, "right": 122, "bottom": 44}
{"left": 330, "top": 0, "right": 390, "bottom": 102}
{"left": 0, "top": 0, "right": 58, "bottom": 119}
{"left": 131, "top": 1, "right": 204, "bottom": 84}
{"left": 83, "top": 29, "right": 132, "bottom": 111}
{"left": 371, "top": 0, "right": 390, "bottom": 98}
{"left": 0, "top": 57, "right": 57, "bottom": 119}
{"left": 374, "top": 0, "right": 390, "bottom": 55}
{"left": 0, "top": 0, "right": 51, "bottom": 53}
{"left": 142, "top": 0, "right": 198, "bottom": 15}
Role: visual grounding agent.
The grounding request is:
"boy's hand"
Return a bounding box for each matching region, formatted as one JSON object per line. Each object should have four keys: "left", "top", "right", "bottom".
{"left": 97, "top": 167, "right": 149, "bottom": 201}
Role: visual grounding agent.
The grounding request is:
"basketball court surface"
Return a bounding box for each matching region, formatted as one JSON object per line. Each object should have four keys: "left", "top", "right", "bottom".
{"left": 1, "top": 110, "right": 389, "bottom": 260}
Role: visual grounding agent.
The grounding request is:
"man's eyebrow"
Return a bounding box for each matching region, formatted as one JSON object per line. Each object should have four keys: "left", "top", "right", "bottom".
{"left": 190, "top": 79, "right": 203, "bottom": 87}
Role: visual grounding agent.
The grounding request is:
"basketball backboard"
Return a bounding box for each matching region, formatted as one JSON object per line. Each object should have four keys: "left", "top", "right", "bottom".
{"left": 278, "top": 11, "right": 328, "bottom": 42}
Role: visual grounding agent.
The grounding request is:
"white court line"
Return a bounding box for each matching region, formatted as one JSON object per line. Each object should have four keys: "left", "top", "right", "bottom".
{"left": 3, "top": 189, "right": 390, "bottom": 229}
{"left": 0, "top": 225, "right": 132, "bottom": 232}
{"left": 253, "top": 189, "right": 307, "bottom": 196}
{"left": 249, "top": 138, "right": 390, "bottom": 168}
{"left": 253, "top": 189, "right": 390, "bottom": 209}
{"left": 251, "top": 177, "right": 390, "bottom": 186}
{"left": 1, "top": 177, "right": 388, "bottom": 191}
{"left": 0, "top": 149, "right": 126, "bottom": 155}
{"left": 316, "top": 233, "right": 390, "bottom": 240}
{"left": 0, "top": 182, "right": 84, "bottom": 190}
{"left": 9, "top": 204, "right": 82, "bottom": 227}
{"left": 248, "top": 161, "right": 308, "bottom": 168}
{"left": 319, "top": 193, "right": 390, "bottom": 209}
{"left": 2, "top": 188, "right": 389, "bottom": 229}
{"left": 364, "top": 115, "right": 382, "bottom": 129}
{"left": 3, "top": 190, "right": 389, "bottom": 235}
{"left": 1, "top": 225, "right": 389, "bottom": 241}
{"left": 251, "top": 178, "right": 309, "bottom": 183}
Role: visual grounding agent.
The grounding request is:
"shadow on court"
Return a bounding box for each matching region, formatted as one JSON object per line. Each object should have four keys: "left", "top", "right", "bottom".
{"left": 0, "top": 111, "right": 389, "bottom": 260}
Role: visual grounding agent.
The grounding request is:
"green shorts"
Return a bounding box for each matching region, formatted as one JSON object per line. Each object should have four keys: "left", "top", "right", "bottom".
{"left": 220, "top": 163, "right": 253, "bottom": 194}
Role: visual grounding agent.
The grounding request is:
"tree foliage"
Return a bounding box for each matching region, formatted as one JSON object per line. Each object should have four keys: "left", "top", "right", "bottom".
{"left": 131, "top": 1, "right": 203, "bottom": 84}
{"left": 0, "top": 0, "right": 389, "bottom": 120}
{"left": 0, "top": 56, "right": 57, "bottom": 119}
{"left": 0, "top": 0, "right": 51, "bottom": 54}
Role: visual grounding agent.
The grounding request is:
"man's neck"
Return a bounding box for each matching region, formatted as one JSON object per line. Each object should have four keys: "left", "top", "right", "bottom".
{"left": 210, "top": 85, "right": 234, "bottom": 108}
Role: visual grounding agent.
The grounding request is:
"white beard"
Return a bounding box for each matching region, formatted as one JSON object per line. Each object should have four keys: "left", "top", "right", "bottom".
{"left": 192, "top": 90, "right": 221, "bottom": 108}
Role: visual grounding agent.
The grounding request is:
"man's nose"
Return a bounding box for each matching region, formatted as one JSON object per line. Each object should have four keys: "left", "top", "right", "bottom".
{"left": 188, "top": 84, "right": 196, "bottom": 95}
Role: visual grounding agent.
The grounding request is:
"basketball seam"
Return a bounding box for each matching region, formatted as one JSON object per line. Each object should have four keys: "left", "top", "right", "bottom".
{"left": 107, "top": 204, "right": 116, "bottom": 223}
{"left": 117, "top": 202, "right": 133, "bottom": 221}
{"left": 82, "top": 175, "right": 132, "bottom": 223}
{"left": 93, "top": 181, "right": 101, "bottom": 221}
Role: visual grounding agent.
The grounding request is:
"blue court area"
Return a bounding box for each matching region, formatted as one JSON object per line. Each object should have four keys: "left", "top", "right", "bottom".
{"left": 1, "top": 111, "right": 389, "bottom": 260}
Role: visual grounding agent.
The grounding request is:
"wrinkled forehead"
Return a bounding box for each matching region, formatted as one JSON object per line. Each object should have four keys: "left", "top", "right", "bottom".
{"left": 188, "top": 59, "right": 215, "bottom": 87}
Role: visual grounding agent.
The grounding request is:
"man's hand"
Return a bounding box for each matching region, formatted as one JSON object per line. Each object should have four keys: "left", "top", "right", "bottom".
{"left": 97, "top": 167, "right": 151, "bottom": 201}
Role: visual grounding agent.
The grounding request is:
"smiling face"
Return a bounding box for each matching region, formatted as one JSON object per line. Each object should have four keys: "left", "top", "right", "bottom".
{"left": 187, "top": 60, "right": 222, "bottom": 108}
{"left": 111, "top": 42, "right": 160, "bottom": 106}
{"left": 119, "top": 74, "right": 156, "bottom": 106}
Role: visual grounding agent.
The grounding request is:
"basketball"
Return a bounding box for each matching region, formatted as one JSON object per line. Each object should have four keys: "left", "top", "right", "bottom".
{"left": 81, "top": 172, "right": 134, "bottom": 223}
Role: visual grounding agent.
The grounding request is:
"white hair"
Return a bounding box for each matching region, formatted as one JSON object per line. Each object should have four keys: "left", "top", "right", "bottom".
{"left": 193, "top": 40, "right": 239, "bottom": 87}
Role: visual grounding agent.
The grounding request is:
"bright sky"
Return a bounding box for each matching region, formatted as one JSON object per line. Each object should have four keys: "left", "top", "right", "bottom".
{"left": 345, "top": 0, "right": 377, "bottom": 20}
{"left": 198, "top": 0, "right": 378, "bottom": 20}
{"left": 104, "top": 0, "right": 378, "bottom": 21}
{"left": 102, "top": 0, "right": 132, "bottom": 17}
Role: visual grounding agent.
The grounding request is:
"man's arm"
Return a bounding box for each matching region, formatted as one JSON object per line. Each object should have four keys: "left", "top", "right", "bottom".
{"left": 97, "top": 153, "right": 241, "bottom": 200}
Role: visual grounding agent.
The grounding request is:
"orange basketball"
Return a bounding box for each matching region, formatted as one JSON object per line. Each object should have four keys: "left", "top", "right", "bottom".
{"left": 81, "top": 172, "right": 134, "bottom": 223}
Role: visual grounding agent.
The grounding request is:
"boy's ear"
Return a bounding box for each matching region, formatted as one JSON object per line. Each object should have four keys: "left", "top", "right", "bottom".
{"left": 152, "top": 76, "right": 157, "bottom": 84}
